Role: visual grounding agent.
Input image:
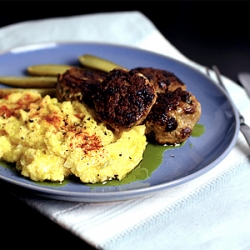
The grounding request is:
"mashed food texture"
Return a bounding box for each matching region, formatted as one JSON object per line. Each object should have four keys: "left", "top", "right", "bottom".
{"left": 0, "top": 91, "right": 147, "bottom": 183}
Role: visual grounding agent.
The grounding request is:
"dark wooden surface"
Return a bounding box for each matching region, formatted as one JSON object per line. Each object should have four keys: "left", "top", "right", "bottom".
{"left": 0, "top": 2, "right": 249, "bottom": 249}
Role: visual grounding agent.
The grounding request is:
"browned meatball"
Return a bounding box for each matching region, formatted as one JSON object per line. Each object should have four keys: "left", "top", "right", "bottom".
{"left": 145, "top": 87, "right": 201, "bottom": 145}
{"left": 130, "top": 67, "right": 186, "bottom": 94}
{"left": 56, "top": 67, "right": 107, "bottom": 107}
{"left": 94, "top": 68, "right": 157, "bottom": 132}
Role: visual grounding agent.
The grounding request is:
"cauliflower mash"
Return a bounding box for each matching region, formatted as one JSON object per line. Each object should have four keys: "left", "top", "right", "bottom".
{"left": 0, "top": 91, "right": 147, "bottom": 183}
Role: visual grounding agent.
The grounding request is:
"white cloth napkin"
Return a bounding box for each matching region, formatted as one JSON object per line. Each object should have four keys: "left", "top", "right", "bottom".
{"left": 1, "top": 11, "right": 250, "bottom": 250}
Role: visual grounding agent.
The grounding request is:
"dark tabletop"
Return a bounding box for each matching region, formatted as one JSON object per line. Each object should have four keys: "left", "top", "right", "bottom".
{"left": 0, "top": 2, "right": 249, "bottom": 249}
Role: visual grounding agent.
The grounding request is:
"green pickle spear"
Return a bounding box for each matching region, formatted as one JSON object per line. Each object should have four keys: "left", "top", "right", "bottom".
{"left": 27, "top": 64, "right": 71, "bottom": 76}
{"left": 78, "top": 54, "right": 124, "bottom": 72}
{"left": 0, "top": 54, "right": 124, "bottom": 89}
{"left": 0, "top": 76, "right": 57, "bottom": 88}
{"left": 0, "top": 88, "right": 56, "bottom": 98}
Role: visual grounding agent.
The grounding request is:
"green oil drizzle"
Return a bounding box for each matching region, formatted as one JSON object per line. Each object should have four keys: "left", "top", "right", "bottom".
{"left": 191, "top": 123, "right": 206, "bottom": 137}
{"left": 88, "top": 123, "right": 205, "bottom": 187}
{"left": 0, "top": 161, "right": 15, "bottom": 169}
{"left": 1, "top": 124, "right": 205, "bottom": 187}
{"left": 88, "top": 143, "right": 181, "bottom": 187}
{"left": 34, "top": 179, "right": 70, "bottom": 187}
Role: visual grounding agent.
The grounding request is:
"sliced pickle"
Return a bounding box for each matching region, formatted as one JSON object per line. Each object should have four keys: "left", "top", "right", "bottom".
{"left": 0, "top": 76, "right": 57, "bottom": 88}
{"left": 78, "top": 54, "right": 124, "bottom": 73}
{"left": 0, "top": 88, "right": 56, "bottom": 98}
{"left": 27, "top": 64, "right": 71, "bottom": 76}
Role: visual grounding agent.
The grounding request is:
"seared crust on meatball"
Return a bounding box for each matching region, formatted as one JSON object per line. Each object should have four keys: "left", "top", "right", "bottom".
{"left": 55, "top": 65, "right": 201, "bottom": 145}
{"left": 94, "top": 68, "right": 157, "bottom": 132}
{"left": 131, "top": 67, "right": 186, "bottom": 93}
{"left": 56, "top": 67, "right": 107, "bottom": 107}
{"left": 145, "top": 87, "right": 201, "bottom": 145}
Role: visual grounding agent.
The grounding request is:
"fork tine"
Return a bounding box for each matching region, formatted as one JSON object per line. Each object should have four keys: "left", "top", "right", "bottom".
{"left": 212, "top": 65, "right": 227, "bottom": 91}
{"left": 206, "top": 65, "right": 228, "bottom": 93}
{"left": 205, "top": 67, "right": 210, "bottom": 77}
{"left": 207, "top": 65, "right": 250, "bottom": 148}
{"left": 211, "top": 65, "right": 239, "bottom": 111}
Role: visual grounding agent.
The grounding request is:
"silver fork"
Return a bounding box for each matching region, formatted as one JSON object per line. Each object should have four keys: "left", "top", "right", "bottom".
{"left": 206, "top": 65, "right": 250, "bottom": 147}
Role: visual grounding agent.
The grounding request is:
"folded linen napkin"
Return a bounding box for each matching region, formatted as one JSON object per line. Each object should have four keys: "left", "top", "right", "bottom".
{"left": 1, "top": 11, "right": 250, "bottom": 250}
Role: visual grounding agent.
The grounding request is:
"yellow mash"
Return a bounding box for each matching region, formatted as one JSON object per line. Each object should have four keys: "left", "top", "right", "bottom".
{"left": 0, "top": 91, "right": 147, "bottom": 183}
